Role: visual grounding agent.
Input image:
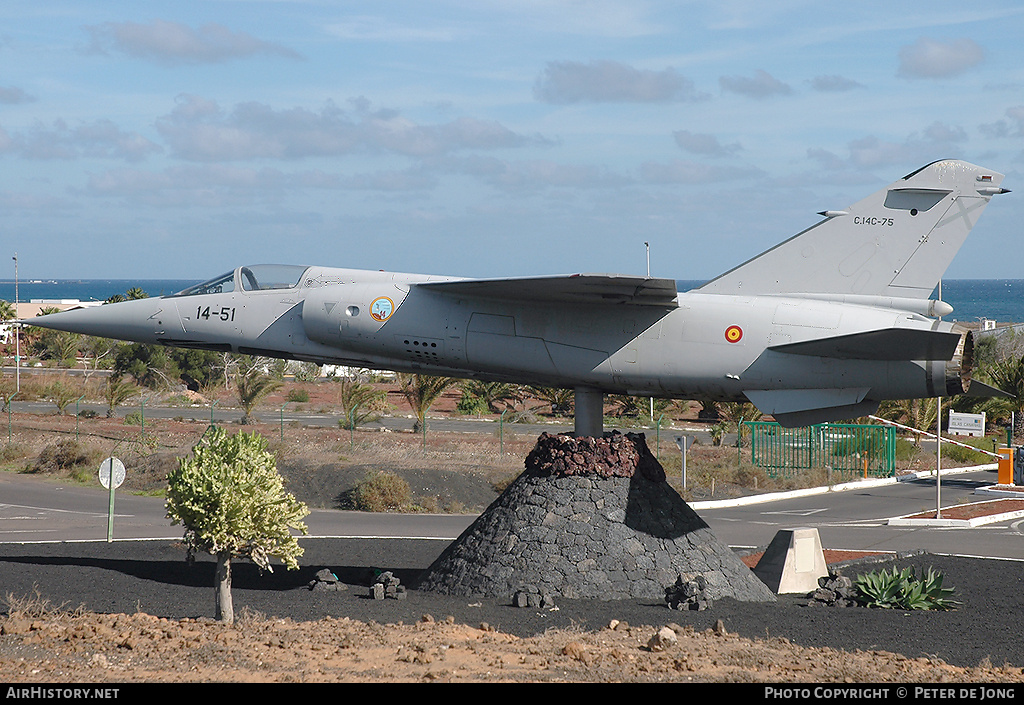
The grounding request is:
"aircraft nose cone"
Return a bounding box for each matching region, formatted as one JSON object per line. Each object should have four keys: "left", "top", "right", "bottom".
{"left": 24, "top": 297, "right": 177, "bottom": 343}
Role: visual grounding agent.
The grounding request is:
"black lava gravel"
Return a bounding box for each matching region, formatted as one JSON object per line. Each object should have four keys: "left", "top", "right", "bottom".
{"left": 0, "top": 538, "right": 1020, "bottom": 670}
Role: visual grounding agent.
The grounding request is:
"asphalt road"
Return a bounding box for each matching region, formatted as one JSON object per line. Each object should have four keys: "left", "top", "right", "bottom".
{"left": 697, "top": 468, "right": 1024, "bottom": 560}
{"left": 7, "top": 399, "right": 725, "bottom": 445}
{"left": 2, "top": 464, "right": 1021, "bottom": 563}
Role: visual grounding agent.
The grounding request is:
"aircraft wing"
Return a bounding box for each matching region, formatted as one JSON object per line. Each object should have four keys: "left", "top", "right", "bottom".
{"left": 415, "top": 274, "right": 679, "bottom": 307}
{"left": 767, "top": 328, "right": 963, "bottom": 361}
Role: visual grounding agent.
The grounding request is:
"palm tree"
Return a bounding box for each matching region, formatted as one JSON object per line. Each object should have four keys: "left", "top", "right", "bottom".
{"left": 45, "top": 377, "right": 82, "bottom": 415}
{"left": 459, "top": 380, "right": 522, "bottom": 415}
{"left": 526, "top": 386, "right": 574, "bottom": 417}
{"left": 719, "top": 401, "right": 763, "bottom": 446}
{"left": 335, "top": 375, "right": 387, "bottom": 427}
{"left": 234, "top": 356, "right": 282, "bottom": 424}
{"left": 877, "top": 398, "right": 939, "bottom": 445}
{"left": 607, "top": 394, "right": 645, "bottom": 418}
{"left": 396, "top": 373, "right": 455, "bottom": 433}
{"left": 984, "top": 354, "right": 1024, "bottom": 440}
{"left": 104, "top": 376, "right": 137, "bottom": 418}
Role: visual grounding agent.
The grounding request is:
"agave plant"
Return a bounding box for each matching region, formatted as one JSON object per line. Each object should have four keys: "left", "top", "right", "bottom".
{"left": 855, "top": 566, "right": 960, "bottom": 611}
{"left": 904, "top": 567, "right": 960, "bottom": 611}
{"left": 855, "top": 566, "right": 909, "bottom": 609}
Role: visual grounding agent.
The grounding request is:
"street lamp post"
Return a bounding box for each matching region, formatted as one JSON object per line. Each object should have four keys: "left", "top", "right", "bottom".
{"left": 12, "top": 253, "right": 19, "bottom": 394}
{"left": 645, "top": 242, "right": 653, "bottom": 421}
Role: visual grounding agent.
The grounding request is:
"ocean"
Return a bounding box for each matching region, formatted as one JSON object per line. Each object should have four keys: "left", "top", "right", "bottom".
{"left": 0, "top": 278, "right": 1021, "bottom": 324}
{"left": 0, "top": 279, "right": 198, "bottom": 304}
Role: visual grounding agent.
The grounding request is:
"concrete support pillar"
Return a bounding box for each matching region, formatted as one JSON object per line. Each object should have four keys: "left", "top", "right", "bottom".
{"left": 573, "top": 387, "right": 604, "bottom": 437}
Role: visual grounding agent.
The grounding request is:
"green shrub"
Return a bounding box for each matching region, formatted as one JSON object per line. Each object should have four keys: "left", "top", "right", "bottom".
{"left": 940, "top": 443, "right": 990, "bottom": 464}
{"left": 855, "top": 566, "right": 959, "bottom": 611}
{"left": 287, "top": 388, "right": 310, "bottom": 403}
{"left": 894, "top": 438, "right": 918, "bottom": 461}
{"left": 353, "top": 470, "right": 411, "bottom": 512}
{"left": 455, "top": 392, "right": 489, "bottom": 416}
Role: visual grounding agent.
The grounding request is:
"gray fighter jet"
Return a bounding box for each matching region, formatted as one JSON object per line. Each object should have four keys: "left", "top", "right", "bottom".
{"left": 26, "top": 159, "right": 1010, "bottom": 434}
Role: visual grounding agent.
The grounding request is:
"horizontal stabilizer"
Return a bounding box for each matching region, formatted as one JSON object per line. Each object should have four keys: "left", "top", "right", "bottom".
{"left": 416, "top": 274, "right": 678, "bottom": 307}
{"left": 744, "top": 388, "right": 879, "bottom": 428}
{"left": 768, "top": 328, "right": 962, "bottom": 361}
{"left": 966, "top": 380, "right": 1013, "bottom": 398}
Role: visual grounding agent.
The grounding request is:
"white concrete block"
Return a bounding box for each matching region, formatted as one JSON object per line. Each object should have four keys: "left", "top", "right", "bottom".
{"left": 752, "top": 527, "right": 829, "bottom": 594}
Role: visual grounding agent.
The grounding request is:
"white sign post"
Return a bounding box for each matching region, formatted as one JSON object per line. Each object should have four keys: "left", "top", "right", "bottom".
{"left": 674, "top": 436, "right": 695, "bottom": 490}
{"left": 98, "top": 457, "right": 126, "bottom": 543}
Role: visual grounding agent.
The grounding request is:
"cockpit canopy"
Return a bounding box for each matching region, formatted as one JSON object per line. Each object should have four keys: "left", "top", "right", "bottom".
{"left": 174, "top": 264, "right": 309, "bottom": 296}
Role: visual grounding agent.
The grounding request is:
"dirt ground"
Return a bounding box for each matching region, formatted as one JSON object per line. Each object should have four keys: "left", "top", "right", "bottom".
{"left": 3, "top": 606, "right": 1023, "bottom": 684}
{"left": 1, "top": 386, "right": 1021, "bottom": 684}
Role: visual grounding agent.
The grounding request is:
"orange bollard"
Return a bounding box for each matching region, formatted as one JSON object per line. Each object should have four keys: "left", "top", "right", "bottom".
{"left": 997, "top": 447, "right": 1014, "bottom": 485}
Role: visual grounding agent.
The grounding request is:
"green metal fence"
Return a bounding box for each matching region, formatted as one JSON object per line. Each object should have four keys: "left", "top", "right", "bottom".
{"left": 743, "top": 421, "right": 896, "bottom": 479}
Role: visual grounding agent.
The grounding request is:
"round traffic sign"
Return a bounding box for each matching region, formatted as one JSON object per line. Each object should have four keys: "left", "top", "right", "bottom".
{"left": 98, "top": 457, "right": 126, "bottom": 490}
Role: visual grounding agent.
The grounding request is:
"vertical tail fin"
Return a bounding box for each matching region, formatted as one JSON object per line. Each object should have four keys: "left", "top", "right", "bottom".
{"left": 699, "top": 160, "right": 1007, "bottom": 299}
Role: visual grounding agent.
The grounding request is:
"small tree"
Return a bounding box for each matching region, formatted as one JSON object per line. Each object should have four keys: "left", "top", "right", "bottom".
{"left": 396, "top": 373, "right": 455, "bottom": 433}
{"left": 104, "top": 376, "right": 137, "bottom": 418}
{"left": 334, "top": 374, "right": 387, "bottom": 428}
{"left": 234, "top": 356, "right": 282, "bottom": 424}
{"left": 45, "top": 378, "right": 81, "bottom": 415}
{"left": 166, "top": 428, "right": 309, "bottom": 624}
{"left": 459, "top": 381, "right": 522, "bottom": 415}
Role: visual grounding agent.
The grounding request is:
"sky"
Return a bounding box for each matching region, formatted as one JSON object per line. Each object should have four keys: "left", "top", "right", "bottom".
{"left": 2, "top": 1, "right": 1024, "bottom": 281}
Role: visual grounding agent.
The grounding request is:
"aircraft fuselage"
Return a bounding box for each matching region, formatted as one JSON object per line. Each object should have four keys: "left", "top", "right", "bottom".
{"left": 86, "top": 264, "right": 967, "bottom": 409}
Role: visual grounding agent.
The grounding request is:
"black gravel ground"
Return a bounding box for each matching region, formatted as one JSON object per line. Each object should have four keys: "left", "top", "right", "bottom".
{"left": 0, "top": 538, "right": 1021, "bottom": 670}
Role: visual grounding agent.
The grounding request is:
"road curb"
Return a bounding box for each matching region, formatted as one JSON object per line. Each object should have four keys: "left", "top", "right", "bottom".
{"left": 691, "top": 463, "right": 997, "bottom": 510}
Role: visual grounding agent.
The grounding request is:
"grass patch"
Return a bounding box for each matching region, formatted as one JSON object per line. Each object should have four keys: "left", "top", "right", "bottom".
{"left": 3, "top": 587, "right": 85, "bottom": 620}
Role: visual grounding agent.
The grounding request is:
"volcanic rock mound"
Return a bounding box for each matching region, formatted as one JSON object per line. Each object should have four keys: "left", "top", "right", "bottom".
{"left": 413, "top": 431, "right": 776, "bottom": 602}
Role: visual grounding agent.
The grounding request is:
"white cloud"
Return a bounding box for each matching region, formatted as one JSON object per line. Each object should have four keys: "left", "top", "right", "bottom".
{"left": 808, "top": 75, "right": 864, "bottom": 92}
{"left": 719, "top": 70, "right": 792, "bottom": 99}
{"left": 810, "top": 124, "right": 971, "bottom": 173}
{"left": 920, "top": 121, "right": 967, "bottom": 144}
{"left": 440, "top": 154, "right": 628, "bottom": 192}
{"left": 85, "top": 164, "right": 293, "bottom": 208}
{"left": 673, "top": 130, "right": 741, "bottom": 157}
{"left": 155, "top": 96, "right": 545, "bottom": 162}
{"left": 897, "top": 37, "right": 984, "bottom": 79}
{"left": 0, "top": 86, "right": 35, "bottom": 104}
{"left": 979, "top": 106, "right": 1024, "bottom": 138}
{"left": 534, "top": 61, "right": 705, "bottom": 104}
{"left": 84, "top": 20, "right": 302, "bottom": 66}
{"left": 639, "top": 159, "right": 761, "bottom": 184}
{"left": 0, "top": 118, "right": 161, "bottom": 161}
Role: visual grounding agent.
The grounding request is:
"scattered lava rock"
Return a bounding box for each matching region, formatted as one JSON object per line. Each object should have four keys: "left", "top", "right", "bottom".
{"left": 307, "top": 568, "right": 346, "bottom": 592}
{"left": 512, "top": 586, "right": 555, "bottom": 609}
{"left": 807, "top": 573, "right": 859, "bottom": 607}
{"left": 665, "top": 573, "right": 714, "bottom": 611}
{"left": 371, "top": 571, "right": 406, "bottom": 600}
